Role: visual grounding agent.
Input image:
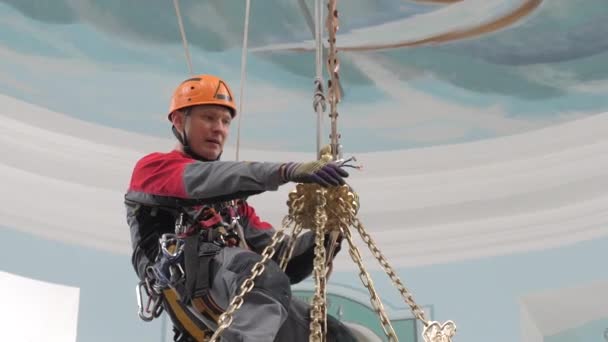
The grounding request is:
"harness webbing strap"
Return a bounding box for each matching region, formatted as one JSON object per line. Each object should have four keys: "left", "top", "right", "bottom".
{"left": 183, "top": 235, "right": 202, "bottom": 302}
{"left": 163, "top": 289, "right": 209, "bottom": 341}
{"left": 193, "top": 252, "right": 212, "bottom": 299}
{"left": 183, "top": 233, "right": 222, "bottom": 304}
{"left": 200, "top": 213, "right": 222, "bottom": 228}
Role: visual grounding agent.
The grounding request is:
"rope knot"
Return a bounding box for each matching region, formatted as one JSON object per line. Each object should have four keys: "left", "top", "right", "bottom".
{"left": 313, "top": 77, "right": 327, "bottom": 113}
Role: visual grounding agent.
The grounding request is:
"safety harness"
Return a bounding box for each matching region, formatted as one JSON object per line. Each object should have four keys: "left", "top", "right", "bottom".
{"left": 136, "top": 200, "right": 248, "bottom": 340}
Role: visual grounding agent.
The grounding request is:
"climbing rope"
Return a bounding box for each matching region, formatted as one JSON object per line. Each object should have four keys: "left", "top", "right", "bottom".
{"left": 235, "top": 0, "right": 251, "bottom": 161}
{"left": 172, "top": 0, "right": 250, "bottom": 161}
{"left": 172, "top": 0, "right": 193, "bottom": 75}
{"left": 313, "top": 0, "right": 327, "bottom": 159}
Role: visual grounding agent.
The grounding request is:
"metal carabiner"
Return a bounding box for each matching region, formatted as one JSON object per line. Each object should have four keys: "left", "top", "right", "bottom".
{"left": 226, "top": 201, "right": 252, "bottom": 249}
{"left": 136, "top": 280, "right": 163, "bottom": 322}
{"left": 160, "top": 233, "right": 185, "bottom": 259}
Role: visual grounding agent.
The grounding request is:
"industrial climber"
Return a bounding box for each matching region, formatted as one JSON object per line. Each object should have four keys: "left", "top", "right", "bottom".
{"left": 124, "top": 74, "right": 356, "bottom": 341}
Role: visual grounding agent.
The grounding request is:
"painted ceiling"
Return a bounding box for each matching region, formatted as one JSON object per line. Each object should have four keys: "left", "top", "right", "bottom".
{"left": 1, "top": 0, "right": 607, "bottom": 152}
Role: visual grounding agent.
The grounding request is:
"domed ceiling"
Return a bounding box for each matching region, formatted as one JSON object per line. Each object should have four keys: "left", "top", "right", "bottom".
{"left": 1, "top": 0, "right": 607, "bottom": 153}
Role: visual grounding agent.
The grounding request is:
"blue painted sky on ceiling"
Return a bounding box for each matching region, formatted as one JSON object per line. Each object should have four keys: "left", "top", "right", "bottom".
{"left": 1, "top": 0, "right": 607, "bottom": 152}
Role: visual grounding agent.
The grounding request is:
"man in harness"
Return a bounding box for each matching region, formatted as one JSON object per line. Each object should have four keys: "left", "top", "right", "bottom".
{"left": 125, "top": 74, "right": 356, "bottom": 341}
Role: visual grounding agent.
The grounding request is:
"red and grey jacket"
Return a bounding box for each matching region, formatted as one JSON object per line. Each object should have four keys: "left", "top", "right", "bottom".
{"left": 124, "top": 150, "right": 323, "bottom": 284}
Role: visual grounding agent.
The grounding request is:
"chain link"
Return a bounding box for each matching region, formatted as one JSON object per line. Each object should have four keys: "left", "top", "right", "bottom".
{"left": 339, "top": 221, "right": 399, "bottom": 341}
{"left": 352, "top": 218, "right": 457, "bottom": 342}
{"left": 208, "top": 218, "right": 292, "bottom": 342}
{"left": 326, "top": 0, "right": 343, "bottom": 159}
{"left": 352, "top": 218, "right": 428, "bottom": 323}
{"left": 279, "top": 223, "right": 304, "bottom": 270}
{"left": 309, "top": 188, "right": 329, "bottom": 341}
{"left": 207, "top": 185, "right": 455, "bottom": 342}
{"left": 282, "top": 182, "right": 323, "bottom": 271}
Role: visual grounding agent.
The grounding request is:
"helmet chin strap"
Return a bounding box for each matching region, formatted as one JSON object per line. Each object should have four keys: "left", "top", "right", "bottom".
{"left": 171, "top": 112, "right": 221, "bottom": 162}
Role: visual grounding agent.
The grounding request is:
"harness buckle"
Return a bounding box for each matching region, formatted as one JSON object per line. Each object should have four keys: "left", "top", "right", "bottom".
{"left": 175, "top": 213, "right": 187, "bottom": 235}
{"left": 159, "top": 234, "right": 187, "bottom": 288}
{"left": 160, "top": 233, "right": 185, "bottom": 259}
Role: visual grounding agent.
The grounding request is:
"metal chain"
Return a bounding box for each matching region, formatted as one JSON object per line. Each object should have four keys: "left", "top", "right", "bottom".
{"left": 281, "top": 183, "right": 317, "bottom": 269}
{"left": 208, "top": 217, "right": 292, "bottom": 342}
{"left": 352, "top": 218, "right": 457, "bottom": 342}
{"left": 309, "top": 188, "right": 329, "bottom": 341}
{"left": 326, "top": 0, "right": 343, "bottom": 160}
{"left": 279, "top": 223, "right": 304, "bottom": 270}
{"left": 352, "top": 218, "right": 428, "bottom": 323}
{"left": 339, "top": 221, "right": 399, "bottom": 342}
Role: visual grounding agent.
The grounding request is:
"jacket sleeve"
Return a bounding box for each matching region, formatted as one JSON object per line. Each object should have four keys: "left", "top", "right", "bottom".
{"left": 238, "top": 202, "right": 342, "bottom": 284}
{"left": 125, "top": 151, "right": 287, "bottom": 206}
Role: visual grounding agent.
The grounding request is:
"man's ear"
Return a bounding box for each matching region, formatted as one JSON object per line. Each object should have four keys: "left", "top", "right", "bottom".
{"left": 171, "top": 110, "right": 184, "bottom": 131}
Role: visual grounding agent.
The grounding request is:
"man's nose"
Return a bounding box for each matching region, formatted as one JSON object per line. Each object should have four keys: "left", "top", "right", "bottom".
{"left": 212, "top": 119, "right": 228, "bottom": 132}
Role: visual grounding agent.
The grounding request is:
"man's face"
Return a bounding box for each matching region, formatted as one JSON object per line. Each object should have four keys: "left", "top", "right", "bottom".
{"left": 173, "top": 104, "right": 232, "bottom": 160}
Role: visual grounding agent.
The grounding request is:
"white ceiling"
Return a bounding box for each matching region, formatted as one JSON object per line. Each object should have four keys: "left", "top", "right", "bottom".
{"left": 2, "top": 93, "right": 607, "bottom": 270}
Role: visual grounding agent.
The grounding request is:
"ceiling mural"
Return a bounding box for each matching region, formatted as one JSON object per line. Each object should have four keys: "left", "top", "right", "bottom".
{"left": 1, "top": 0, "right": 607, "bottom": 152}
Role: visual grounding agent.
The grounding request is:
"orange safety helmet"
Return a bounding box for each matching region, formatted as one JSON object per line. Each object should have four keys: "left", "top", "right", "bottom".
{"left": 168, "top": 74, "right": 237, "bottom": 121}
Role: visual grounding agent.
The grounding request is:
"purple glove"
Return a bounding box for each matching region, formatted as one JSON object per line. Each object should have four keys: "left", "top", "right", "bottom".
{"left": 281, "top": 160, "right": 349, "bottom": 187}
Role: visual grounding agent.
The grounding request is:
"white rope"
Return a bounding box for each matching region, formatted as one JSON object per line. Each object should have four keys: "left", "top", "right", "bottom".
{"left": 172, "top": 0, "right": 193, "bottom": 75}
{"left": 235, "top": 0, "right": 252, "bottom": 161}
{"left": 314, "top": 0, "right": 326, "bottom": 158}
{"left": 314, "top": 0, "right": 323, "bottom": 97}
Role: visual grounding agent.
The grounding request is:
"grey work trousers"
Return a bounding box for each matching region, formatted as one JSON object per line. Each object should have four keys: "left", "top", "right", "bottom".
{"left": 205, "top": 246, "right": 356, "bottom": 342}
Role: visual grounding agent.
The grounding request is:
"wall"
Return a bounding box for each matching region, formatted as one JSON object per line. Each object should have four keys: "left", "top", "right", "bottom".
{"left": 546, "top": 318, "right": 608, "bottom": 342}
{"left": 3, "top": 224, "right": 607, "bottom": 342}
{"left": 0, "top": 227, "right": 165, "bottom": 342}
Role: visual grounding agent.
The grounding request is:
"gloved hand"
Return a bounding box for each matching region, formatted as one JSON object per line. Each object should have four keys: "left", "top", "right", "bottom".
{"left": 281, "top": 160, "right": 349, "bottom": 187}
